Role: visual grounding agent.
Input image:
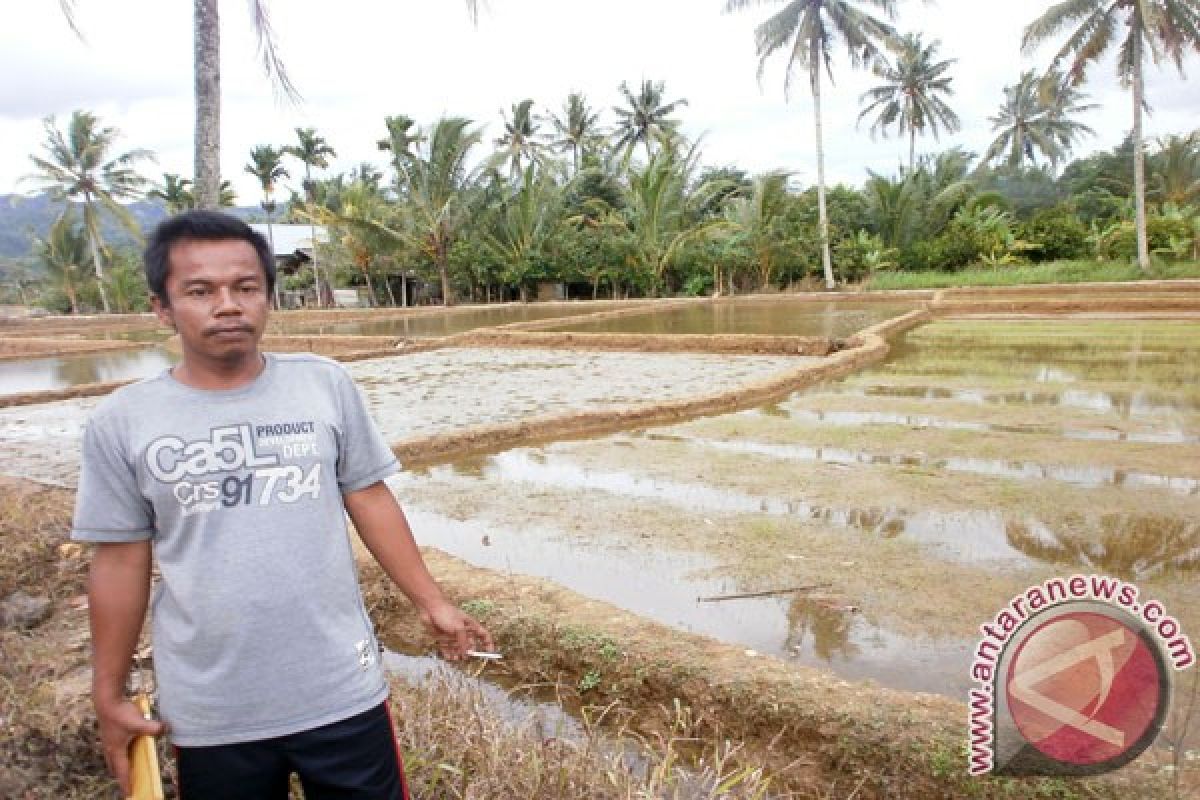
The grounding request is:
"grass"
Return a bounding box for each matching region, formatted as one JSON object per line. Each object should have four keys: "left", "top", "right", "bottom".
{"left": 862, "top": 260, "right": 1200, "bottom": 291}
{"left": 391, "top": 671, "right": 780, "bottom": 799}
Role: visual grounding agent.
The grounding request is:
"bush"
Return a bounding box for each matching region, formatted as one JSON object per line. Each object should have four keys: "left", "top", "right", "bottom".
{"left": 1094, "top": 216, "right": 1192, "bottom": 261}
{"left": 1020, "top": 206, "right": 1089, "bottom": 262}
{"left": 902, "top": 221, "right": 985, "bottom": 272}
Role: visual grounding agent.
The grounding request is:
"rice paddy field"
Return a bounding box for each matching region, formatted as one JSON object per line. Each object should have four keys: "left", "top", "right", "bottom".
{"left": 2, "top": 288, "right": 1199, "bottom": 799}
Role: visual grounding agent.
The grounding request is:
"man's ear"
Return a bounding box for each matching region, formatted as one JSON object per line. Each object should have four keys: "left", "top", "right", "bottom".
{"left": 151, "top": 295, "right": 174, "bottom": 330}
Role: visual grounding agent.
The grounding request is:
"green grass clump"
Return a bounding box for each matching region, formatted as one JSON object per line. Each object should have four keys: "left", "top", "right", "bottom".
{"left": 863, "top": 260, "right": 1200, "bottom": 291}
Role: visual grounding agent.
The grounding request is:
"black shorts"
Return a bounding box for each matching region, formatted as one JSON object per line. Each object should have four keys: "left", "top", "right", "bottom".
{"left": 174, "top": 701, "right": 410, "bottom": 800}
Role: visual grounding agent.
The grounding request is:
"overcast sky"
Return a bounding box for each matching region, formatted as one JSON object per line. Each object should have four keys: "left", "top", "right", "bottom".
{"left": 2, "top": 0, "right": 1197, "bottom": 205}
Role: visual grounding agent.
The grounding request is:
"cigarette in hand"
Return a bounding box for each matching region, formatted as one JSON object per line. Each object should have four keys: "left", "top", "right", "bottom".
{"left": 466, "top": 650, "right": 503, "bottom": 660}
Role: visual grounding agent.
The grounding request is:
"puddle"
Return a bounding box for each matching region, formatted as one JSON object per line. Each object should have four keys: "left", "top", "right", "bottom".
{"left": 414, "top": 450, "right": 1032, "bottom": 567}
{"left": 278, "top": 306, "right": 598, "bottom": 337}
{"left": 1005, "top": 516, "right": 1200, "bottom": 580}
{"left": 846, "top": 383, "right": 1200, "bottom": 415}
{"left": 545, "top": 301, "right": 919, "bottom": 337}
{"left": 389, "top": 492, "right": 974, "bottom": 695}
{"left": 753, "top": 405, "right": 1199, "bottom": 444}
{"left": 382, "top": 651, "right": 584, "bottom": 741}
{"left": 648, "top": 433, "right": 1200, "bottom": 496}
{"left": 0, "top": 347, "right": 177, "bottom": 396}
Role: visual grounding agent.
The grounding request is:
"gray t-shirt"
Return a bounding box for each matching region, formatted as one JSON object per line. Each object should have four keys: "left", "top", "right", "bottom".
{"left": 71, "top": 353, "right": 399, "bottom": 746}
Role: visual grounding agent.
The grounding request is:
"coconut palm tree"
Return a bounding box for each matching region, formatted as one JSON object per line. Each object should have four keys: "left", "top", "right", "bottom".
{"left": 612, "top": 80, "right": 689, "bottom": 162}
{"left": 724, "top": 0, "right": 898, "bottom": 290}
{"left": 59, "top": 1, "right": 297, "bottom": 210}
{"left": 377, "top": 114, "right": 425, "bottom": 180}
{"left": 26, "top": 110, "right": 153, "bottom": 313}
{"left": 244, "top": 145, "right": 289, "bottom": 308}
{"left": 494, "top": 99, "right": 544, "bottom": 181}
{"left": 482, "top": 166, "right": 562, "bottom": 302}
{"left": 985, "top": 71, "right": 1064, "bottom": 169}
{"left": 858, "top": 33, "right": 960, "bottom": 171}
{"left": 618, "top": 141, "right": 725, "bottom": 293}
{"left": 60, "top": 1, "right": 479, "bottom": 208}
{"left": 308, "top": 180, "right": 396, "bottom": 308}
{"left": 550, "top": 92, "right": 604, "bottom": 174}
{"left": 35, "top": 210, "right": 91, "bottom": 314}
{"left": 284, "top": 127, "right": 337, "bottom": 306}
{"left": 392, "top": 117, "right": 485, "bottom": 305}
{"left": 148, "top": 173, "right": 195, "bottom": 213}
{"left": 1023, "top": 0, "right": 1200, "bottom": 272}
{"left": 984, "top": 70, "right": 1096, "bottom": 170}
{"left": 1149, "top": 132, "right": 1200, "bottom": 206}
{"left": 718, "top": 171, "right": 793, "bottom": 289}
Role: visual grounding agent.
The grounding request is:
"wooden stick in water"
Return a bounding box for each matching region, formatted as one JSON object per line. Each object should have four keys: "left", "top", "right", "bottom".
{"left": 698, "top": 582, "right": 832, "bottom": 603}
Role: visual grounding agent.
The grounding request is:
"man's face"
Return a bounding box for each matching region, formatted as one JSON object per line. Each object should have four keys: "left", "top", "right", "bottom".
{"left": 153, "top": 238, "right": 270, "bottom": 364}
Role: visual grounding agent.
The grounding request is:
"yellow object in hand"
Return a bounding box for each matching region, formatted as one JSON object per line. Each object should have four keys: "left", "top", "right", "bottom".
{"left": 128, "top": 692, "right": 164, "bottom": 800}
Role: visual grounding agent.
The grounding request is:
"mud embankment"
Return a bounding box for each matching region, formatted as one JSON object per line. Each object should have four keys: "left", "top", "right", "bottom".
{"left": 0, "top": 312, "right": 158, "bottom": 336}
{"left": 0, "top": 337, "right": 145, "bottom": 362}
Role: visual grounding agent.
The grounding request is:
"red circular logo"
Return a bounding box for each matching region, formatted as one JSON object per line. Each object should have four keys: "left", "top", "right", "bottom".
{"left": 1005, "top": 611, "right": 1163, "bottom": 766}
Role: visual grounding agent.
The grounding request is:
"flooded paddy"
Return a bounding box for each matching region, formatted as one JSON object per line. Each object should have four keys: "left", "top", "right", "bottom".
{"left": 0, "top": 347, "right": 177, "bottom": 397}
{"left": 276, "top": 304, "right": 620, "bottom": 337}
{"left": 385, "top": 317, "right": 1199, "bottom": 703}
{"left": 544, "top": 299, "right": 920, "bottom": 337}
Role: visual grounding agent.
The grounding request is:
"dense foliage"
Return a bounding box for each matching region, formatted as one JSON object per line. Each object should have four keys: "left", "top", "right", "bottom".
{"left": 7, "top": 16, "right": 1200, "bottom": 311}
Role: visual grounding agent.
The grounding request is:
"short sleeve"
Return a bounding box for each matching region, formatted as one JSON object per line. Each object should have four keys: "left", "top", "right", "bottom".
{"left": 71, "top": 414, "right": 154, "bottom": 542}
{"left": 333, "top": 368, "right": 400, "bottom": 493}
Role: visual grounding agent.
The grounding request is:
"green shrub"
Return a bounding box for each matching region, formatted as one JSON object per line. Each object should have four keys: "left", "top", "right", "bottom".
{"left": 1020, "top": 206, "right": 1089, "bottom": 261}
{"left": 1094, "top": 216, "right": 1192, "bottom": 261}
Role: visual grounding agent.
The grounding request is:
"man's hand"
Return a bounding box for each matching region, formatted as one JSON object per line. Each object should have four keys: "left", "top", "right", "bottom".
{"left": 95, "top": 696, "right": 166, "bottom": 797}
{"left": 345, "top": 483, "right": 497, "bottom": 661}
{"left": 420, "top": 600, "right": 495, "bottom": 661}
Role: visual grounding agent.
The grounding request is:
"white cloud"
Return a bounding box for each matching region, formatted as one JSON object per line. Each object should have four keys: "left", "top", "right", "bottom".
{"left": 1, "top": 0, "right": 1196, "bottom": 204}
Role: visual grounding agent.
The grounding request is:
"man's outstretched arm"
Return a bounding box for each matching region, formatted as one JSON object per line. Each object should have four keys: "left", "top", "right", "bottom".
{"left": 87, "top": 541, "right": 166, "bottom": 796}
{"left": 343, "top": 481, "right": 494, "bottom": 659}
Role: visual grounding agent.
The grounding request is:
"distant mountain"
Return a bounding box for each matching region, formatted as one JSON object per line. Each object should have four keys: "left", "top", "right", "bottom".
{"left": 0, "top": 193, "right": 263, "bottom": 258}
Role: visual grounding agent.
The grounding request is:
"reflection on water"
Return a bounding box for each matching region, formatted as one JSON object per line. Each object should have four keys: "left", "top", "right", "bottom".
{"left": 849, "top": 383, "right": 1200, "bottom": 416}
{"left": 663, "top": 434, "right": 1200, "bottom": 496}
{"left": 437, "top": 447, "right": 1200, "bottom": 579}
{"left": 547, "top": 301, "right": 918, "bottom": 337}
{"left": 439, "top": 449, "right": 1030, "bottom": 565}
{"left": 755, "top": 405, "right": 1198, "bottom": 444}
{"left": 886, "top": 322, "right": 1200, "bottom": 388}
{"left": 0, "top": 347, "right": 177, "bottom": 396}
{"left": 392, "top": 491, "right": 972, "bottom": 695}
{"left": 382, "top": 651, "right": 584, "bottom": 741}
{"left": 279, "top": 306, "right": 592, "bottom": 337}
{"left": 1006, "top": 516, "right": 1200, "bottom": 581}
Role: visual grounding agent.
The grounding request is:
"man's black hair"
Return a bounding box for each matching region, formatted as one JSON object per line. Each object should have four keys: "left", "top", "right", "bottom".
{"left": 144, "top": 210, "right": 275, "bottom": 303}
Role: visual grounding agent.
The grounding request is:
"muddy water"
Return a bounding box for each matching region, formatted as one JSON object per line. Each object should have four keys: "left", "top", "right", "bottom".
{"left": 391, "top": 475, "right": 972, "bottom": 694}
{"left": 277, "top": 305, "right": 600, "bottom": 337}
{"left": 383, "top": 652, "right": 584, "bottom": 739}
{"left": 385, "top": 317, "right": 1198, "bottom": 702}
{"left": 546, "top": 300, "right": 919, "bottom": 337}
{"left": 0, "top": 347, "right": 177, "bottom": 396}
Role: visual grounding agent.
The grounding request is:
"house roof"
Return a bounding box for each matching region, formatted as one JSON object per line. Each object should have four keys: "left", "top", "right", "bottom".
{"left": 250, "top": 224, "right": 329, "bottom": 257}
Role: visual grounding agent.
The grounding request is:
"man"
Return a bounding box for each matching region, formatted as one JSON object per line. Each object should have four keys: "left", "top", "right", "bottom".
{"left": 72, "top": 210, "right": 492, "bottom": 799}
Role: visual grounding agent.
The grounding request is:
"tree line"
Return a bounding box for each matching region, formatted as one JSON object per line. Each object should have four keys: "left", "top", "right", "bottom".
{"left": 13, "top": 0, "right": 1200, "bottom": 312}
